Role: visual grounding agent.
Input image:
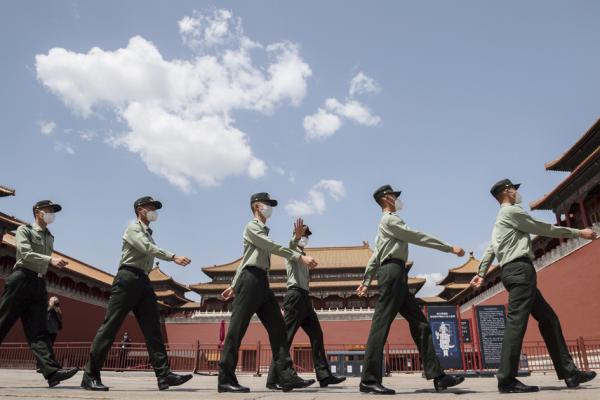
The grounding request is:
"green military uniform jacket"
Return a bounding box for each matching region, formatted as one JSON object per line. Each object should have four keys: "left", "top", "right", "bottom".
{"left": 119, "top": 220, "right": 175, "bottom": 274}
{"left": 285, "top": 237, "right": 310, "bottom": 291}
{"left": 477, "top": 203, "right": 580, "bottom": 276}
{"left": 362, "top": 212, "right": 453, "bottom": 286}
{"left": 13, "top": 223, "right": 54, "bottom": 275}
{"left": 231, "top": 219, "right": 301, "bottom": 288}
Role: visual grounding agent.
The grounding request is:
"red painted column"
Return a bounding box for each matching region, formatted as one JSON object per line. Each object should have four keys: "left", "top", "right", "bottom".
{"left": 556, "top": 212, "right": 565, "bottom": 244}
{"left": 564, "top": 208, "right": 572, "bottom": 227}
{"left": 579, "top": 198, "right": 590, "bottom": 227}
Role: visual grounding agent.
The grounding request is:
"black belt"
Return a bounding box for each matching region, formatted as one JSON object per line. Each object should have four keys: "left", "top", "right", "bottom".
{"left": 245, "top": 265, "right": 267, "bottom": 276}
{"left": 289, "top": 286, "right": 309, "bottom": 295}
{"left": 14, "top": 267, "right": 44, "bottom": 278}
{"left": 505, "top": 256, "right": 532, "bottom": 266}
{"left": 119, "top": 265, "right": 148, "bottom": 276}
{"left": 382, "top": 258, "right": 406, "bottom": 266}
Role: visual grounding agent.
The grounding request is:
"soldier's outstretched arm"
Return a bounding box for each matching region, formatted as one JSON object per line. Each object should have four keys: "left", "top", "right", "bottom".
{"left": 510, "top": 206, "right": 594, "bottom": 239}
{"left": 385, "top": 220, "right": 464, "bottom": 255}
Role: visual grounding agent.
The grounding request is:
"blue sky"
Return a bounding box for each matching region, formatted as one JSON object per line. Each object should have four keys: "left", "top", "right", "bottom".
{"left": 1, "top": 1, "right": 599, "bottom": 298}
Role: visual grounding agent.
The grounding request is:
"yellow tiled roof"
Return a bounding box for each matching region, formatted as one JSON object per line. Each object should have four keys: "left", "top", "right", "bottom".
{"left": 2, "top": 233, "right": 114, "bottom": 286}
{"left": 419, "top": 296, "right": 448, "bottom": 304}
{"left": 0, "top": 185, "right": 15, "bottom": 197}
{"left": 149, "top": 266, "right": 189, "bottom": 291}
{"left": 178, "top": 302, "right": 202, "bottom": 309}
{"left": 531, "top": 145, "right": 600, "bottom": 210}
{"left": 154, "top": 289, "right": 191, "bottom": 303}
{"left": 202, "top": 243, "right": 416, "bottom": 276}
{"left": 202, "top": 244, "right": 374, "bottom": 274}
{"left": 543, "top": 118, "right": 600, "bottom": 172}
{"left": 191, "top": 277, "right": 426, "bottom": 293}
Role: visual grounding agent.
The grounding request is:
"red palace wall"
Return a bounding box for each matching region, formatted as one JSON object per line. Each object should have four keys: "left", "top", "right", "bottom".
{"left": 461, "top": 238, "right": 600, "bottom": 342}
{"left": 166, "top": 239, "right": 600, "bottom": 346}
{"left": 0, "top": 279, "right": 143, "bottom": 343}
{"left": 164, "top": 318, "right": 412, "bottom": 346}
{"left": 2, "top": 239, "right": 596, "bottom": 347}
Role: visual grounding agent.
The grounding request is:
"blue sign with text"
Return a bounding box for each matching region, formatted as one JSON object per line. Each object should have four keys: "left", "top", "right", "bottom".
{"left": 427, "top": 306, "right": 463, "bottom": 370}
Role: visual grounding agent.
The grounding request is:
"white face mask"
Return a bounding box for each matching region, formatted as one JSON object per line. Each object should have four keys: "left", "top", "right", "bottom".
{"left": 394, "top": 198, "right": 403, "bottom": 211}
{"left": 41, "top": 211, "right": 56, "bottom": 224}
{"left": 146, "top": 210, "right": 158, "bottom": 222}
{"left": 514, "top": 192, "right": 522, "bottom": 205}
{"left": 260, "top": 204, "right": 273, "bottom": 219}
{"left": 298, "top": 237, "right": 309, "bottom": 248}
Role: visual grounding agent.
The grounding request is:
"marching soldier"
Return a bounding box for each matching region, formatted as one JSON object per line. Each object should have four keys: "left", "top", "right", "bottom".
{"left": 0, "top": 200, "right": 79, "bottom": 387}
{"left": 218, "top": 193, "right": 318, "bottom": 393}
{"left": 81, "top": 196, "right": 193, "bottom": 391}
{"left": 265, "top": 220, "right": 346, "bottom": 390}
{"left": 356, "top": 185, "right": 466, "bottom": 395}
{"left": 471, "top": 179, "right": 598, "bottom": 393}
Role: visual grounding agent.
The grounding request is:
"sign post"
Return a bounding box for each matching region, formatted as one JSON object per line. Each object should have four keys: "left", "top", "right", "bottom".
{"left": 427, "top": 306, "right": 463, "bottom": 370}
{"left": 475, "top": 305, "right": 506, "bottom": 370}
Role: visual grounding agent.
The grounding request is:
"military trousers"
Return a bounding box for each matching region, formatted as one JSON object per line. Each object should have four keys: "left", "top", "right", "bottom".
{"left": 497, "top": 258, "right": 578, "bottom": 383}
{"left": 266, "top": 287, "right": 332, "bottom": 385}
{"left": 361, "top": 260, "right": 442, "bottom": 384}
{"left": 218, "top": 266, "right": 299, "bottom": 386}
{"left": 0, "top": 268, "right": 61, "bottom": 379}
{"left": 84, "top": 266, "right": 170, "bottom": 378}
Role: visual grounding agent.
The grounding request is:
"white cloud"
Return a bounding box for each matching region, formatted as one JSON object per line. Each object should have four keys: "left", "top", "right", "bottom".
{"left": 109, "top": 102, "right": 266, "bottom": 189}
{"left": 78, "top": 129, "right": 98, "bottom": 141}
{"left": 54, "top": 141, "right": 75, "bottom": 155}
{"left": 285, "top": 179, "right": 346, "bottom": 216}
{"left": 303, "top": 108, "right": 342, "bottom": 139}
{"left": 324, "top": 98, "right": 380, "bottom": 126}
{"left": 38, "top": 120, "right": 56, "bottom": 135}
{"left": 314, "top": 179, "right": 346, "bottom": 200}
{"left": 416, "top": 272, "right": 445, "bottom": 297}
{"left": 349, "top": 71, "right": 380, "bottom": 97}
{"left": 271, "top": 166, "right": 295, "bottom": 184}
{"left": 272, "top": 166, "right": 286, "bottom": 175}
{"left": 178, "top": 9, "right": 248, "bottom": 53}
{"left": 35, "top": 9, "right": 311, "bottom": 191}
{"left": 303, "top": 72, "right": 380, "bottom": 140}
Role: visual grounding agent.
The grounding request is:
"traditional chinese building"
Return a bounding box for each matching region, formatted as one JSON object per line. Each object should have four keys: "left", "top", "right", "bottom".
{"left": 0, "top": 212, "right": 147, "bottom": 342}
{"left": 0, "top": 186, "right": 17, "bottom": 239}
{"left": 2, "top": 116, "right": 599, "bottom": 350}
{"left": 0, "top": 188, "right": 175, "bottom": 342}
{"left": 423, "top": 119, "right": 599, "bottom": 314}
{"left": 420, "top": 252, "right": 500, "bottom": 305}
{"left": 529, "top": 118, "right": 600, "bottom": 258}
{"left": 149, "top": 263, "right": 194, "bottom": 308}
{"left": 0, "top": 185, "right": 15, "bottom": 198}
{"left": 457, "top": 118, "right": 600, "bottom": 341}
{"left": 189, "top": 242, "right": 425, "bottom": 312}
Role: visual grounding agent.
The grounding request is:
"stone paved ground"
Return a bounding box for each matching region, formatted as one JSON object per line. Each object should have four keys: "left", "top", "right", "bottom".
{"left": 0, "top": 369, "right": 598, "bottom": 400}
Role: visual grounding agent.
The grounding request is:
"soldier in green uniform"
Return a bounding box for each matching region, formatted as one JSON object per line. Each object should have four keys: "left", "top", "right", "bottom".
{"left": 0, "top": 200, "right": 79, "bottom": 387}
{"left": 218, "top": 193, "right": 318, "bottom": 393}
{"left": 356, "top": 185, "right": 466, "bottom": 395}
{"left": 81, "top": 196, "right": 193, "bottom": 391}
{"left": 471, "top": 179, "right": 598, "bottom": 393}
{"left": 265, "top": 219, "right": 346, "bottom": 390}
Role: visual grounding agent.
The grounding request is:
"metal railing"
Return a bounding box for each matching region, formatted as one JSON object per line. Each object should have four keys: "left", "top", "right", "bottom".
{"left": 1, "top": 338, "right": 598, "bottom": 374}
